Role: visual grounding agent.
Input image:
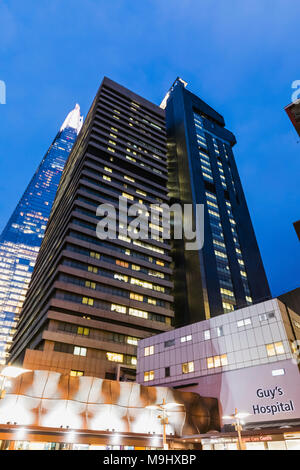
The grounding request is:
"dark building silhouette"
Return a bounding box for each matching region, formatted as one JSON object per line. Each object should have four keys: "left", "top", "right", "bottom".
{"left": 163, "top": 78, "right": 270, "bottom": 325}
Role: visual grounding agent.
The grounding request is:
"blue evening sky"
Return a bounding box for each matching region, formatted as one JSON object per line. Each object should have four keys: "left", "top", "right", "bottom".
{"left": 0, "top": 0, "right": 299, "bottom": 297}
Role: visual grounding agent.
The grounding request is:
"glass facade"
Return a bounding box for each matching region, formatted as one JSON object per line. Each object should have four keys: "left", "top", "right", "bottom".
{"left": 194, "top": 111, "right": 252, "bottom": 314}
{"left": 164, "top": 78, "right": 270, "bottom": 324}
{"left": 0, "top": 104, "right": 83, "bottom": 364}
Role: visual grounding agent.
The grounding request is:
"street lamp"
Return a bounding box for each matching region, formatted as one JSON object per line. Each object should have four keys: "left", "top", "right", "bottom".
{"left": 0, "top": 366, "right": 30, "bottom": 399}
{"left": 146, "top": 399, "right": 184, "bottom": 450}
{"left": 223, "top": 408, "right": 251, "bottom": 451}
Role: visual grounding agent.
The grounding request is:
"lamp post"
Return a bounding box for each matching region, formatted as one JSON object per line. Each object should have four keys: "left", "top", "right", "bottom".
{"left": 223, "top": 408, "right": 251, "bottom": 450}
{"left": 146, "top": 399, "right": 184, "bottom": 450}
{"left": 0, "top": 366, "right": 30, "bottom": 399}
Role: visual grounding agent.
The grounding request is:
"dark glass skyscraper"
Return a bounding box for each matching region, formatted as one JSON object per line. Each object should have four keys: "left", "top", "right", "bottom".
{"left": 9, "top": 78, "right": 173, "bottom": 380}
{"left": 163, "top": 78, "right": 271, "bottom": 325}
{"left": 0, "top": 105, "right": 83, "bottom": 364}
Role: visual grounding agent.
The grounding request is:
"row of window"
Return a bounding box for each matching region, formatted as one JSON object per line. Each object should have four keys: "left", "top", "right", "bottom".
{"left": 55, "top": 291, "right": 172, "bottom": 324}
{"left": 53, "top": 342, "right": 137, "bottom": 365}
{"left": 57, "top": 322, "right": 139, "bottom": 346}
{"left": 143, "top": 341, "right": 286, "bottom": 381}
{"left": 144, "top": 313, "right": 276, "bottom": 354}
{"left": 69, "top": 229, "right": 170, "bottom": 270}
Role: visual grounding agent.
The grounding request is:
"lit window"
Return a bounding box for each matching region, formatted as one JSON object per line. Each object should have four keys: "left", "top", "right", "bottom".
{"left": 88, "top": 266, "right": 98, "bottom": 273}
{"left": 182, "top": 361, "right": 194, "bottom": 374}
{"left": 220, "top": 288, "right": 234, "bottom": 297}
{"left": 90, "top": 251, "right": 100, "bottom": 259}
{"left": 85, "top": 281, "right": 96, "bottom": 289}
{"left": 115, "top": 260, "right": 129, "bottom": 268}
{"left": 131, "top": 264, "right": 140, "bottom": 271}
{"left": 122, "top": 192, "right": 134, "bottom": 201}
{"left": 124, "top": 176, "right": 135, "bottom": 182}
{"left": 207, "top": 354, "right": 228, "bottom": 368}
{"left": 156, "top": 260, "right": 164, "bottom": 266}
{"left": 107, "top": 352, "right": 123, "bottom": 363}
{"left": 272, "top": 369, "right": 285, "bottom": 377}
{"left": 127, "top": 336, "right": 138, "bottom": 346}
{"left": 222, "top": 302, "right": 234, "bottom": 312}
{"left": 82, "top": 297, "right": 94, "bottom": 306}
{"left": 73, "top": 347, "right": 87, "bottom": 357}
{"left": 129, "top": 308, "right": 148, "bottom": 319}
{"left": 111, "top": 304, "right": 126, "bottom": 314}
{"left": 70, "top": 370, "right": 84, "bottom": 377}
{"left": 237, "top": 318, "right": 252, "bottom": 328}
{"left": 130, "top": 292, "right": 143, "bottom": 302}
{"left": 204, "top": 330, "right": 211, "bottom": 340}
{"left": 180, "top": 335, "right": 192, "bottom": 343}
{"left": 216, "top": 326, "right": 224, "bottom": 337}
{"left": 103, "top": 175, "right": 111, "bottom": 182}
{"left": 77, "top": 327, "right": 90, "bottom": 336}
{"left": 144, "top": 371, "right": 154, "bottom": 382}
{"left": 266, "top": 342, "right": 285, "bottom": 357}
{"left": 145, "top": 345, "right": 154, "bottom": 356}
{"left": 114, "top": 273, "right": 128, "bottom": 282}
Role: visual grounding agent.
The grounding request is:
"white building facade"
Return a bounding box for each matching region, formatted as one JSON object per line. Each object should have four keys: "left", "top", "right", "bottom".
{"left": 137, "top": 298, "right": 300, "bottom": 430}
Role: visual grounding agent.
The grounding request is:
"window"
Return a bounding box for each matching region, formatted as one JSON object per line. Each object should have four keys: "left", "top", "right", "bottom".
{"left": 107, "top": 352, "right": 123, "bottom": 363}
{"left": 180, "top": 335, "right": 192, "bottom": 343}
{"left": 144, "top": 371, "right": 154, "bottom": 382}
{"left": 111, "top": 304, "right": 126, "bottom": 314}
{"left": 182, "top": 362, "right": 194, "bottom": 374}
{"left": 124, "top": 175, "right": 135, "bottom": 182}
{"left": 90, "top": 251, "right": 100, "bottom": 259}
{"left": 222, "top": 302, "right": 234, "bottom": 312}
{"left": 114, "top": 273, "right": 128, "bottom": 282}
{"left": 88, "top": 266, "right": 98, "bottom": 274}
{"left": 85, "top": 281, "right": 96, "bottom": 290}
{"left": 272, "top": 369, "right": 285, "bottom": 377}
{"left": 216, "top": 326, "right": 224, "bottom": 337}
{"left": 144, "top": 345, "right": 154, "bottom": 356}
{"left": 122, "top": 192, "right": 134, "bottom": 201}
{"left": 131, "top": 264, "right": 140, "bottom": 271}
{"left": 116, "top": 259, "right": 129, "bottom": 268}
{"left": 266, "top": 342, "right": 285, "bottom": 357}
{"left": 259, "top": 312, "right": 275, "bottom": 322}
{"left": 294, "top": 320, "right": 300, "bottom": 329}
{"left": 73, "top": 347, "right": 87, "bottom": 357}
{"left": 220, "top": 288, "right": 234, "bottom": 298}
{"left": 156, "top": 260, "right": 164, "bottom": 267}
{"left": 207, "top": 354, "right": 228, "bottom": 369}
{"left": 130, "top": 292, "right": 143, "bottom": 302}
{"left": 70, "top": 370, "right": 84, "bottom": 377}
{"left": 127, "top": 336, "right": 138, "bottom": 346}
{"left": 165, "top": 367, "right": 170, "bottom": 377}
{"left": 164, "top": 339, "right": 175, "bottom": 348}
{"left": 77, "top": 327, "right": 90, "bottom": 336}
{"left": 204, "top": 330, "right": 211, "bottom": 340}
{"left": 130, "top": 278, "right": 153, "bottom": 289}
{"left": 82, "top": 297, "right": 94, "bottom": 306}
{"left": 129, "top": 308, "right": 148, "bottom": 319}
{"left": 237, "top": 318, "right": 252, "bottom": 328}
